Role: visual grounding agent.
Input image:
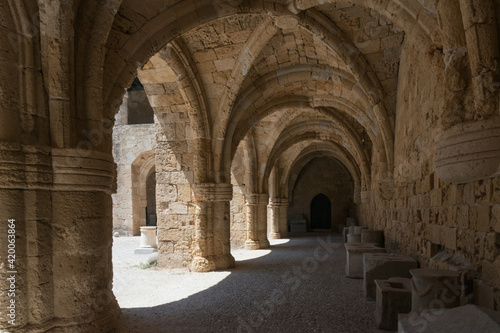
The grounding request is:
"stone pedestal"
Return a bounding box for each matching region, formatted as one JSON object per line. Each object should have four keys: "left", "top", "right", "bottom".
{"left": 363, "top": 253, "right": 418, "bottom": 300}
{"left": 290, "top": 215, "right": 307, "bottom": 233}
{"left": 134, "top": 226, "right": 158, "bottom": 254}
{"left": 354, "top": 226, "right": 368, "bottom": 234}
{"left": 474, "top": 279, "right": 495, "bottom": 310}
{"left": 410, "top": 268, "right": 461, "bottom": 314}
{"left": 361, "top": 229, "right": 384, "bottom": 247}
{"left": 342, "top": 227, "right": 349, "bottom": 243}
{"left": 347, "top": 233, "right": 361, "bottom": 243}
{"left": 375, "top": 277, "right": 412, "bottom": 330}
{"left": 346, "top": 217, "right": 357, "bottom": 226}
{"left": 345, "top": 243, "right": 386, "bottom": 278}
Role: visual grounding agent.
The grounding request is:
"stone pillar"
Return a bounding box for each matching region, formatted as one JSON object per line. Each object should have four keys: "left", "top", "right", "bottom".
{"left": 0, "top": 145, "right": 120, "bottom": 332}
{"left": 51, "top": 149, "right": 121, "bottom": 330}
{"left": 268, "top": 197, "right": 289, "bottom": 239}
{"left": 191, "top": 183, "right": 235, "bottom": 271}
{"left": 245, "top": 193, "right": 270, "bottom": 249}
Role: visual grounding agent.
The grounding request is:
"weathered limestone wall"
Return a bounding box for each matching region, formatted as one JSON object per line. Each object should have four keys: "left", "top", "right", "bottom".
{"left": 112, "top": 119, "right": 155, "bottom": 235}
{"left": 367, "top": 27, "right": 500, "bottom": 309}
{"left": 288, "top": 157, "right": 355, "bottom": 232}
{"left": 230, "top": 181, "right": 247, "bottom": 249}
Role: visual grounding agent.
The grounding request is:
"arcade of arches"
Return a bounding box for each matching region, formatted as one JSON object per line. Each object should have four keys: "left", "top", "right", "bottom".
{"left": 0, "top": 0, "right": 500, "bottom": 331}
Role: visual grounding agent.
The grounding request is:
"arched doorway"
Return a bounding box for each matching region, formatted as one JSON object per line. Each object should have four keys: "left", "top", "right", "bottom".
{"left": 311, "top": 194, "right": 332, "bottom": 230}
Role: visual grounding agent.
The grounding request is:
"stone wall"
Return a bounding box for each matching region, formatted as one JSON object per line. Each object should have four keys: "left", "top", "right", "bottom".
{"left": 288, "top": 157, "right": 355, "bottom": 232}
{"left": 112, "top": 120, "right": 155, "bottom": 235}
{"left": 230, "top": 182, "right": 247, "bottom": 249}
{"left": 361, "top": 23, "right": 500, "bottom": 310}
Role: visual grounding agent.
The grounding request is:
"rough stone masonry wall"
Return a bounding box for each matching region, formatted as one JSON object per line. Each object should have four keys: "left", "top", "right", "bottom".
{"left": 230, "top": 180, "right": 247, "bottom": 249}
{"left": 112, "top": 122, "right": 155, "bottom": 235}
{"left": 288, "top": 158, "right": 355, "bottom": 232}
{"left": 366, "top": 29, "right": 500, "bottom": 309}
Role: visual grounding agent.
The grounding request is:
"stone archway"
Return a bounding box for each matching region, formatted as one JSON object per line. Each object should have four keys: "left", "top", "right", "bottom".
{"left": 311, "top": 193, "right": 332, "bottom": 230}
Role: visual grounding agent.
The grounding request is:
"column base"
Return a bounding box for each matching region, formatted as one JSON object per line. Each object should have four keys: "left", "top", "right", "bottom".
{"left": 134, "top": 247, "right": 157, "bottom": 254}
{"left": 245, "top": 240, "right": 260, "bottom": 250}
{"left": 269, "top": 232, "right": 281, "bottom": 239}
{"left": 191, "top": 256, "right": 217, "bottom": 272}
{"left": 259, "top": 239, "right": 270, "bottom": 249}
{"left": 214, "top": 253, "right": 235, "bottom": 270}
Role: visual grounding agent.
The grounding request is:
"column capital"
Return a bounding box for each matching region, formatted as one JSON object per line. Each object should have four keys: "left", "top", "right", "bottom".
{"left": 52, "top": 148, "right": 115, "bottom": 193}
{"left": 245, "top": 193, "right": 269, "bottom": 205}
{"left": 269, "top": 197, "right": 288, "bottom": 206}
{"left": 191, "top": 183, "right": 233, "bottom": 202}
{"left": 0, "top": 144, "right": 116, "bottom": 193}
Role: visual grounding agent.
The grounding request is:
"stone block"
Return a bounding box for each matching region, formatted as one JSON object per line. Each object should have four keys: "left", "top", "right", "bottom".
{"left": 346, "top": 217, "right": 358, "bottom": 227}
{"left": 363, "top": 253, "right": 418, "bottom": 300}
{"left": 474, "top": 279, "right": 495, "bottom": 310}
{"left": 345, "top": 243, "right": 386, "bottom": 279}
{"left": 492, "top": 205, "right": 500, "bottom": 232}
{"left": 354, "top": 226, "right": 368, "bottom": 234}
{"left": 361, "top": 229, "right": 384, "bottom": 247}
{"left": 410, "top": 268, "right": 461, "bottom": 314}
{"left": 398, "top": 304, "right": 500, "bottom": 333}
{"left": 375, "top": 277, "right": 412, "bottom": 330}
{"left": 290, "top": 219, "right": 307, "bottom": 233}
{"left": 347, "top": 233, "right": 361, "bottom": 243}
{"left": 482, "top": 258, "right": 500, "bottom": 289}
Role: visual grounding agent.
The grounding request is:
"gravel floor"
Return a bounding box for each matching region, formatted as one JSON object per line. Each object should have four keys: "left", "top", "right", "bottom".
{"left": 113, "top": 234, "right": 390, "bottom": 333}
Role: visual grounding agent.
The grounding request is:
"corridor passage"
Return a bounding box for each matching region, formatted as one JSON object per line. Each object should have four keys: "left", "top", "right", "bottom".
{"left": 113, "top": 235, "right": 386, "bottom": 333}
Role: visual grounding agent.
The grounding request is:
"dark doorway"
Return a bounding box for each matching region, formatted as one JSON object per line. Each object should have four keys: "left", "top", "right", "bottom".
{"left": 146, "top": 171, "right": 157, "bottom": 226}
{"left": 310, "top": 193, "right": 331, "bottom": 230}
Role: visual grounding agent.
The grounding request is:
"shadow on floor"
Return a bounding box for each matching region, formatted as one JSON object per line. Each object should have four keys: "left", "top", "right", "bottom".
{"left": 115, "top": 233, "right": 386, "bottom": 333}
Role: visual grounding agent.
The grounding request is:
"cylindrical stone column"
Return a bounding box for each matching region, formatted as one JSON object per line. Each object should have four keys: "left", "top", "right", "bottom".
{"left": 257, "top": 194, "right": 270, "bottom": 249}
{"left": 278, "top": 199, "right": 289, "bottom": 238}
{"left": 268, "top": 198, "right": 289, "bottom": 239}
{"left": 268, "top": 198, "right": 281, "bottom": 239}
{"left": 244, "top": 194, "right": 260, "bottom": 250}
{"left": 244, "top": 193, "right": 270, "bottom": 249}
{"left": 0, "top": 147, "right": 121, "bottom": 332}
{"left": 191, "top": 183, "right": 235, "bottom": 271}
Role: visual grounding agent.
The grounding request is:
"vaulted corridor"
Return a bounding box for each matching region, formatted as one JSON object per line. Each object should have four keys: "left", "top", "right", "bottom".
{"left": 114, "top": 235, "right": 385, "bottom": 333}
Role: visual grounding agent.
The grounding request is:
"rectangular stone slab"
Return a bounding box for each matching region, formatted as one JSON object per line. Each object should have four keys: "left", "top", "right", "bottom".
{"left": 345, "top": 243, "right": 386, "bottom": 278}
{"left": 363, "top": 253, "right": 418, "bottom": 300}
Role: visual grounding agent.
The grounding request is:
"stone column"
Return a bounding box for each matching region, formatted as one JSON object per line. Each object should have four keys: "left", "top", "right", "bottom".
{"left": 268, "top": 197, "right": 289, "bottom": 239}
{"left": 245, "top": 193, "right": 270, "bottom": 249}
{"left": 191, "top": 183, "right": 235, "bottom": 271}
{"left": 0, "top": 145, "right": 120, "bottom": 332}
{"left": 51, "top": 148, "right": 121, "bottom": 330}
